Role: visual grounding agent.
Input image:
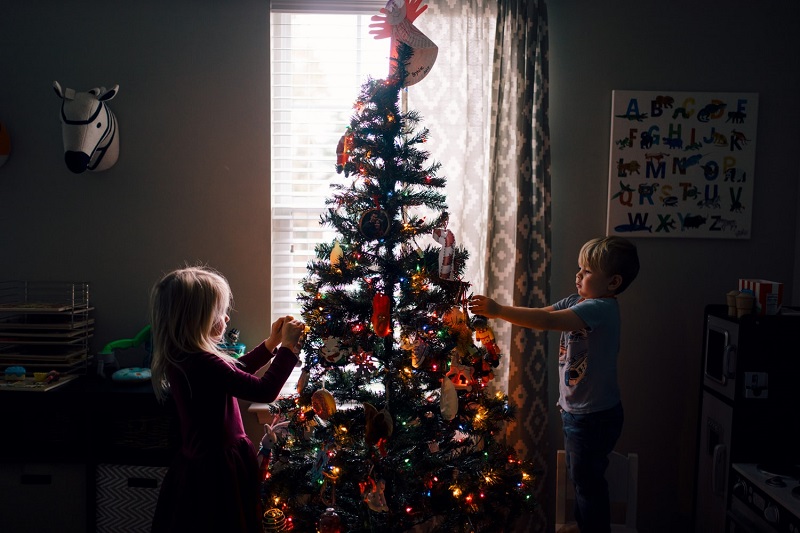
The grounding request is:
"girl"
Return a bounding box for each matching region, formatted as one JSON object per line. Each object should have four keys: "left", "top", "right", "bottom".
{"left": 150, "top": 266, "right": 304, "bottom": 533}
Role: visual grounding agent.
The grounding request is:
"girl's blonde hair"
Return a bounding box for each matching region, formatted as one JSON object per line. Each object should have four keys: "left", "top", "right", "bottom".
{"left": 149, "top": 266, "right": 235, "bottom": 402}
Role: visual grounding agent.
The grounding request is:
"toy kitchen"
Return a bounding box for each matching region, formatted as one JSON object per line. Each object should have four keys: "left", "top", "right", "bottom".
{"left": 694, "top": 302, "right": 800, "bottom": 533}
{"left": 728, "top": 463, "right": 800, "bottom": 532}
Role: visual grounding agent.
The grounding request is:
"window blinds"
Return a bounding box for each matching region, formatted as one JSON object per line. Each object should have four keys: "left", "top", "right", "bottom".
{"left": 270, "top": 10, "right": 389, "bottom": 322}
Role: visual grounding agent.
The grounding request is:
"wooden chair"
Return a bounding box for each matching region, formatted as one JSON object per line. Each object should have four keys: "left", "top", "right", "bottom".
{"left": 555, "top": 450, "right": 639, "bottom": 533}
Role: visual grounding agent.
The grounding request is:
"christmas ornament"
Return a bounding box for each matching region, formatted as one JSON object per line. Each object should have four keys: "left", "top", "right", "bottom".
{"left": 320, "top": 336, "right": 346, "bottom": 364}
{"left": 335, "top": 129, "right": 353, "bottom": 174}
{"left": 351, "top": 346, "right": 375, "bottom": 368}
{"left": 476, "top": 358, "right": 495, "bottom": 386}
{"left": 440, "top": 374, "right": 458, "bottom": 421}
{"left": 411, "top": 336, "right": 430, "bottom": 368}
{"left": 330, "top": 240, "right": 343, "bottom": 273}
{"left": 370, "top": 0, "right": 438, "bottom": 87}
{"left": 363, "top": 477, "right": 390, "bottom": 513}
{"left": 257, "top": 416, "right": 290, "bottom": 480}
{"left": 472, "top": 315, "right": 501, "bottom": 367}
{"left": 371, "top": 293, "right": 392, "bottom": 337}
{"left": 359, "top": 207, "right": 391, "bottom": 240}
{"left": 446, "top": 357, "right": 475, "bottom": 391}
{"left": 262, "top": 508, "right": 287, "bottom": 532}
{"left": 311, "top": 441, "right": 335, "bottom": 483}
{"left": 401, "top": 334, "right": 428, "bottom": 368}
{"left": 321, "top": 469, "right": 339, "bottom": 507}
{"left": 432, "top": 228, "right": 455, "bottom": 279}
{"left": 318, "top": 507, "right": 343, "bottom": 533}
{"left": 312, "top": 388, "right": 337, "bottom": 420}
{"left": 443, "top": 306, "right": 475, "bottom": 357}
{"left": 400, "top": 334, "right": 414, "bottom": 352}
{"left": 296, "top": 368, "right": 310, "bottom": 393}
{"left": 364, "top": 402, "right": 393, "bottom": 453}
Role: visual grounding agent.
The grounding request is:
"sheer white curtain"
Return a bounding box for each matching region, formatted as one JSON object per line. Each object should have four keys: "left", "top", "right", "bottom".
{"left": 405, "top": 0, "right": 504, "bottom": 379}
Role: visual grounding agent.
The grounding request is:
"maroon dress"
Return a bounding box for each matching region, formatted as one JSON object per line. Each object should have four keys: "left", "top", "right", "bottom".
{"left": 151, "top": 343, "right": 297, "bottom": 533}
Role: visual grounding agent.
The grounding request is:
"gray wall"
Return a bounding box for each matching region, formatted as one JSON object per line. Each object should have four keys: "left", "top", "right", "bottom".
{"left": 548, "top": 1, "right": 800, "bottom": 531}
{"left": 0, "top": 0, "right": 272, "bottom": 356}
{"left": 1, "top": 1, "right": 798, "bottom": 532}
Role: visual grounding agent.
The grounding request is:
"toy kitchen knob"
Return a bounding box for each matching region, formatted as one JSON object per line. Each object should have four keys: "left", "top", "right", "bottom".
{"left": 763, "top": 502, "right": 780, "bottom": 524}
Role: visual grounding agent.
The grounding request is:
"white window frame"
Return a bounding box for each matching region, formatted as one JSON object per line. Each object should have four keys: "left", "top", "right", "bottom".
{"left": 270, "top": 2, "right": 389, "bottom": 327}
{"left": 269, "top": 2, "right": 392, "bottom": 394}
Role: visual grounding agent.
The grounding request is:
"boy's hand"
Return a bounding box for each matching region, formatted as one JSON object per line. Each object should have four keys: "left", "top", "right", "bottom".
{"left": 468, "top": 295, "right": 499, "bottom": 318}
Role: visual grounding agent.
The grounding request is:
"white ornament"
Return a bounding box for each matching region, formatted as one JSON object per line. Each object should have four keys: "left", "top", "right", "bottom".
{"left": 440, "top": 376, "right": 457, "bottom": 421}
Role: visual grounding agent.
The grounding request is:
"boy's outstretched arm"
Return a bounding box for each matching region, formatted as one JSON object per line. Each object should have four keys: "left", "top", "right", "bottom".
{"left": 469, "top": 295, "right": 586, "bottom": 332}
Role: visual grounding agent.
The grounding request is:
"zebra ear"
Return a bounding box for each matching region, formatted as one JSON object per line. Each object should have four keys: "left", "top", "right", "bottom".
{"left": 53, "top": 81, "right": 75, "bottom": 100}
{"left": 98, "top": 84, "right": 119, "bottom": 102}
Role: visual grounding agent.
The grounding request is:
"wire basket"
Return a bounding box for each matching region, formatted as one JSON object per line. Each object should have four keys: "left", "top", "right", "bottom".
{"left": 0, "top": 281, "right": 93, "bottom": 375}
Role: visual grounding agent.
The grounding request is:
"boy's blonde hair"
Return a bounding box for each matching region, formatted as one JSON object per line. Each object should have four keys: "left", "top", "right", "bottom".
{"left": 579, "top": 236, "right": 640, "bottom": 294}
{"left": 149, "top": 266, "right": 235, "bottom": 402}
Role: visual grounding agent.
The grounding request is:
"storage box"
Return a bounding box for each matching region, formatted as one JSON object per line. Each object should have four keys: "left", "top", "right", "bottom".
{"left": 96, "top": 463, "right": 166, "bottom": 533}
{"left": 0, "top": 462, "right": 87, "bottom": 533}
{"left": 738, "top": 279, "right": 783, "bottom": 315}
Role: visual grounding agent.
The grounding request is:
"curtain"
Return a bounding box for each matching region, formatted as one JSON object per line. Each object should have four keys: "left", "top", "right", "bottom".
{"left": 489, "top": 1, "right": 551, "bottom": 530}
{"left": 409, "top": 0, "right": 551, "bottom": 530}
{"left": 487, "top": 0, "right": 551, "bottom": 531}
{"left": 405, "top": 0, "right": 497, "bottom": 290}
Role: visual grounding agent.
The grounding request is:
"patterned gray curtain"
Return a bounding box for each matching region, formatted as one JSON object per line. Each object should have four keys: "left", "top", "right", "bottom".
{"left": 488, "top": 1, "right": 551, "bottom": 530}
{"left": 409, "top": 0, "right": 551, "bottom": 529}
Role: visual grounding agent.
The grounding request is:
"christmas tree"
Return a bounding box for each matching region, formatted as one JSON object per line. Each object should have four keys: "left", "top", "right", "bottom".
{"left": 259, "top": 26, "right": 537, "bottom": 533}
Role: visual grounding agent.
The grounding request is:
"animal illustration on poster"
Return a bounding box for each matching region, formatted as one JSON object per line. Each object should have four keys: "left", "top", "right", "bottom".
{"left": 607, "top": 90, "right": 757, "bottom": 239}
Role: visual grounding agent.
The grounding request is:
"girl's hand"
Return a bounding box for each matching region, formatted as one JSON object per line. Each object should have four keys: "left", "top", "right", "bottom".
{"left": 468, "top": 295, "right": 500, "bottom": 318}
{"left": 280, "top": 318, "right": 305, "bottom": 353}
{"left": 265, "top": 316, "right": 286, "bottom": 352}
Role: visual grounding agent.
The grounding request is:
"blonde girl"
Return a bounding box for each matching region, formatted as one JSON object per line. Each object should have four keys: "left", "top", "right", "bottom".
{"left": 150, "top": 266, "right": 303, "bottom": 533}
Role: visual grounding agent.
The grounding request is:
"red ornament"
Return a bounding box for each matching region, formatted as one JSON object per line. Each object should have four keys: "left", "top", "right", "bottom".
{"left": 372, "top": 293, "right": 391, "bottom": 337}
{"left": 319, "top": 507, "right": 342, "bottom": 533}
{"left": 335, "top": 129, "right": 353, "bottom": 174}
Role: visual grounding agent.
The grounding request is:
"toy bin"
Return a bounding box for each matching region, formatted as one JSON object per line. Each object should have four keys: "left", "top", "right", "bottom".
{"left": 0, "top": 462, "right": 87, "bottom": 533}
{"left": 95, "top": 463, "right": 166, "bottom": 532}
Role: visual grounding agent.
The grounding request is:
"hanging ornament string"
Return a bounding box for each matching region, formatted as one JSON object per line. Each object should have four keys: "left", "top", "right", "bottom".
{"left": 456, "top": 280, "right": 472, "bottom": 321}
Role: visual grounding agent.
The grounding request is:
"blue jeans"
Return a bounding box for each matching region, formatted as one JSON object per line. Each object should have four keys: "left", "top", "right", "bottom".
{"left": 561, "top": 403, "right": 624, "bottom": 533}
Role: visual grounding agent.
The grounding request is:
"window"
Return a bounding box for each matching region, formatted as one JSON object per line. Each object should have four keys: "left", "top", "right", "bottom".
{"left": 270, "top": 4, "right": 390, "bottom": 325}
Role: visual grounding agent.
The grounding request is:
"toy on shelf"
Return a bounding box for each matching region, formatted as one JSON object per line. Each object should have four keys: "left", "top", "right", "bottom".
{"left": 97, "top": 325, "right": 151, "bottom": 378}
{"left": 219, "top": 327, "right": 246, "bottom": 358}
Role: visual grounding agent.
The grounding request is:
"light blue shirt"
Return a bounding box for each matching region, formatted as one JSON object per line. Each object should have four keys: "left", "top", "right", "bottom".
{"left": 553, "top": 294, "right": 621, "bottom": 414}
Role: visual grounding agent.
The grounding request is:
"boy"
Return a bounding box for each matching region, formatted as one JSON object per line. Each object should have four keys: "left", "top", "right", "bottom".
{"left": 469, "top": 236, "right": 639, "bottom": 533}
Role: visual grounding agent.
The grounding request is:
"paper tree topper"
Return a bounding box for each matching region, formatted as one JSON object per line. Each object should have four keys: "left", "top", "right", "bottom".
{"left": 370, "top": 0, "right": 438, "bottom": 87}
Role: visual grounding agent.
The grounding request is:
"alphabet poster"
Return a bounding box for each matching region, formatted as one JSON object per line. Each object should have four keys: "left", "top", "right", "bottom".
{"left": 606, "top": 90, "right": 758, "bottom": 239}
